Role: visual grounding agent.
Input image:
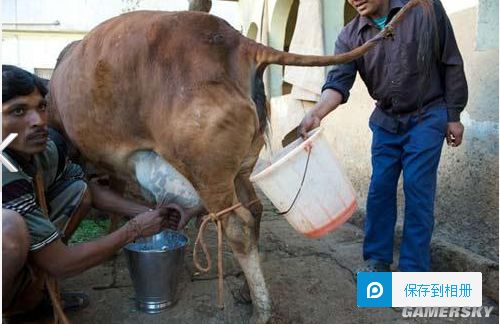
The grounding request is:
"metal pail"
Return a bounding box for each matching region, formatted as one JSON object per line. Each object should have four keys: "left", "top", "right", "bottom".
{"left": 124, "top": 230, "right": 188, "bottom": 313}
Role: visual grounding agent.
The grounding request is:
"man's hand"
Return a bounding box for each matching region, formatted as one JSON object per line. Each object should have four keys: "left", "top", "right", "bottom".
{"left": 296, "top": 89, "right": 343, "bottom": 140}
{"left": 298, "top": 111, "right": 321, "bottom": 139}
{"left": 163, "top": 203, "right": 203, "bottom": 231}
{"left": 446, "top": 122, "right": 464, "bottom": 147}
{"left": 130, "top": 208, "right": 170, "bottom": 238}
{"left": 160, "top": 203, "right": 189, "bottom": 230}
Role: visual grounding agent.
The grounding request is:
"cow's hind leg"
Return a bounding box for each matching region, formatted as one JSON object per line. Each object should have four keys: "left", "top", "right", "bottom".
{"left": 235, "top": 172, "right": 263, "bottom": 242}
{"left": 198, "top": 185, "right": 271, "bottom": 323}
{"left": 232, "top": 161, "right": 264, "bottom": 304}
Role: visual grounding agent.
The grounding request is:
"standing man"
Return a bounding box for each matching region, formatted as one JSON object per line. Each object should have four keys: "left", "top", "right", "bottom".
{"left": 298, "top": 0, "right": 467, "bottom": 272}
{"left": 2, "top": 65, "right": 185, "bottom": 315}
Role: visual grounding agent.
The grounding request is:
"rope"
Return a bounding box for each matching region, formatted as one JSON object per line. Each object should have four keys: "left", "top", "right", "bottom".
{"left": 34, "top": 171, "right": 70, "bottom": 324}
{"left": 193, "top": 198, "right": 260, "bottom": 309}
{"left": 277, "top": 145, "right": 312, "bottom": 215}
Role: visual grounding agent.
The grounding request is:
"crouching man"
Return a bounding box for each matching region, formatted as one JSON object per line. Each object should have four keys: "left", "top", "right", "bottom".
{"left": 2, "top": 65, "right": 184, "bottom": 316}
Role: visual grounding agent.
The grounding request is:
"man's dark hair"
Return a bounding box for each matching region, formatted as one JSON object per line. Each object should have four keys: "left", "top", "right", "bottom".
{"left": 2, "top": 65, "right": 48, "bottom": 103}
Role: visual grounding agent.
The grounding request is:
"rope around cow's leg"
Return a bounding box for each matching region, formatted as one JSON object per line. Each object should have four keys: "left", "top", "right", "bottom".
{"left": 217, "top": 218, "right": 223, "bottom": 307}
{"left": 193, "top": 199, "right": 260, "bottom": 309}
{"left": 193, "top": 214, "right": 215, "bottom": 273}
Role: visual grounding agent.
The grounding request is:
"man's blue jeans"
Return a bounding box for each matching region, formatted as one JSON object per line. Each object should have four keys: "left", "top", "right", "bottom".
{"left": 363, "top": 107, "right": 447, "bottom": 271}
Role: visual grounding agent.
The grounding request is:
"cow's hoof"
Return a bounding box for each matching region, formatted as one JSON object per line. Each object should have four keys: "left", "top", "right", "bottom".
{"left": 230, "top": 281, "right": 252, "bottom": 304}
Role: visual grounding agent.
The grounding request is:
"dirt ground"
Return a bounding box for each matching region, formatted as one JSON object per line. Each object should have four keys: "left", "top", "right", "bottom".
{"left": 50, "top": 193, "right": 498, "bottom": 323}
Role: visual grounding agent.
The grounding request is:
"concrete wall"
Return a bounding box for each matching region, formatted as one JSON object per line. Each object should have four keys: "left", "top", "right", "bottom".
{"left": 433, "top": 5, "right": 498, "bottom": 261}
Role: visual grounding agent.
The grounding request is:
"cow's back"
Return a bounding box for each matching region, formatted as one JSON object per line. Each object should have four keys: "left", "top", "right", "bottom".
{"left": 50, "top": 11, "right": 257, "bottom": 175}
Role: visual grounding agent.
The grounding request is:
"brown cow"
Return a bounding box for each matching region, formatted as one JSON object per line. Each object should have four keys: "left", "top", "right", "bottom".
{"left": 48, "top": 4, "right": 426, "bottom": 322}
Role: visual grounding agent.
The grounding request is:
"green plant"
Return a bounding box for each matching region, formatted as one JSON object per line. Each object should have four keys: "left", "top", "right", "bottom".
{"left": 69, "top": 219, "right": 110, "bottom": 244}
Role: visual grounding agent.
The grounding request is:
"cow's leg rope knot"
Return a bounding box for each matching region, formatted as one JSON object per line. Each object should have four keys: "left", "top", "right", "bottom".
{"left": 193, "top": 199, "right": 260, "bottom": 309}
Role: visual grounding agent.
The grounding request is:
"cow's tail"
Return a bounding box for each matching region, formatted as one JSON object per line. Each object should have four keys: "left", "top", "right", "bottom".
{"left": 251, "top": 69, "right": 269, "bottom": 135}
{"left": 247, "top": 0, "right": 431, "bottom": 70}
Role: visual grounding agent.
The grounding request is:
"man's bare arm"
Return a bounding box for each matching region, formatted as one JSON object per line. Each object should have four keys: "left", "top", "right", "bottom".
{"left": 88, "top": 182, "right": 152, "bottom": 218}
{"left": 31, "top": 209, "right": 167, "bottom": 278}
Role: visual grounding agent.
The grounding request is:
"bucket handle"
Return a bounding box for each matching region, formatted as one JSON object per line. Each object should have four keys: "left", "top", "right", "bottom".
{"left": 277, "top": 145, "right": 312, "bottom": 215}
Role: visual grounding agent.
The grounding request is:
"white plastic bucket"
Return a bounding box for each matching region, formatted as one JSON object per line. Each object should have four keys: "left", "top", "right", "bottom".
{"left": 250, "top": 128, "right": 357, "bottom": 238}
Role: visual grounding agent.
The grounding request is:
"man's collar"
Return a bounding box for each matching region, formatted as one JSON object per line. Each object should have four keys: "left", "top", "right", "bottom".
{"left": 357, "top": 0, "right": 405, "bottom": 34}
